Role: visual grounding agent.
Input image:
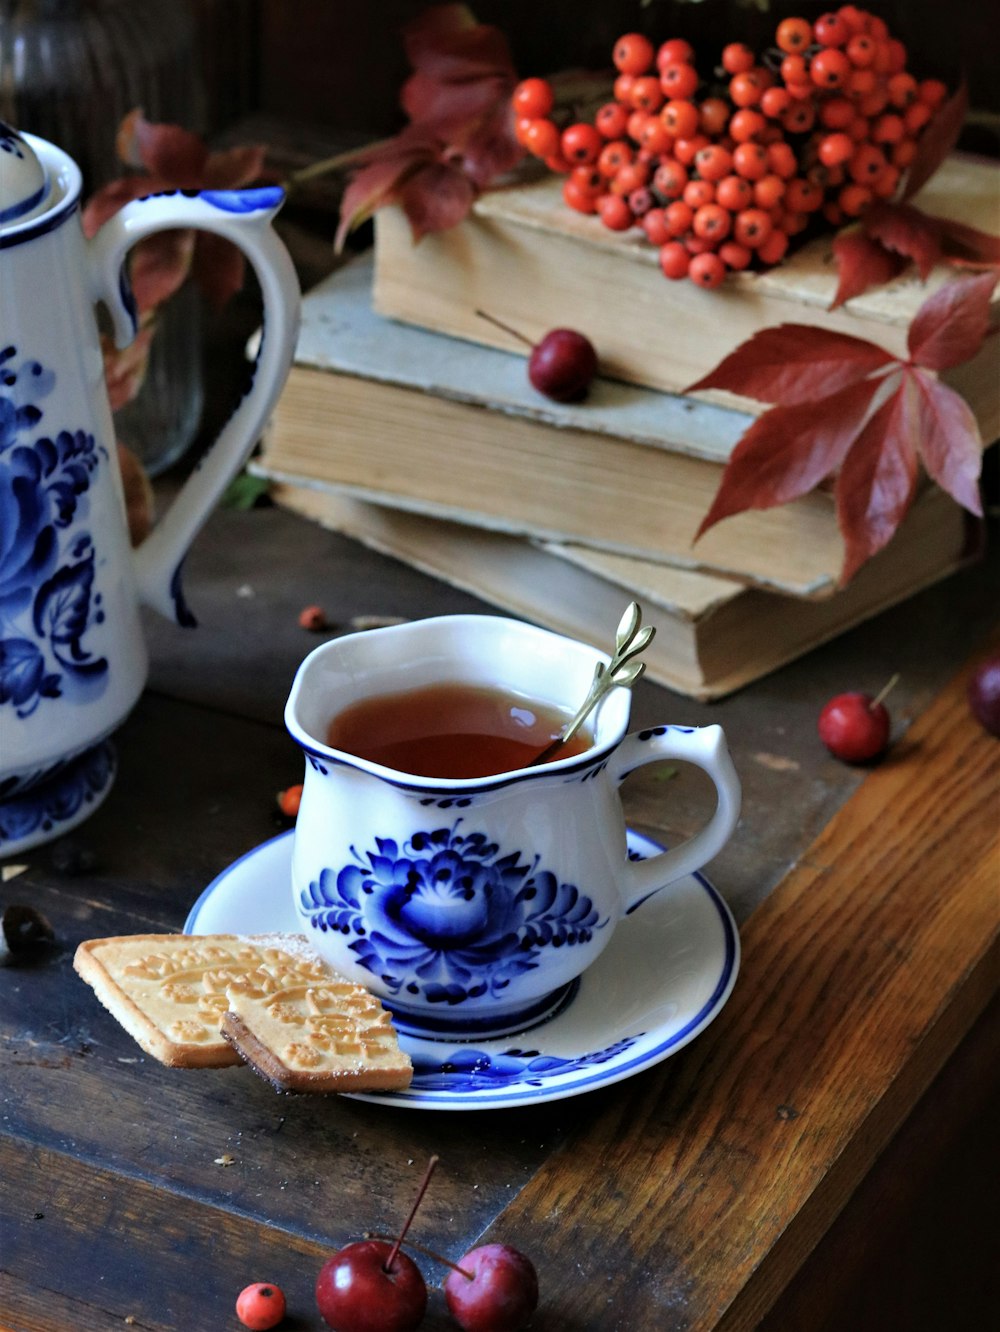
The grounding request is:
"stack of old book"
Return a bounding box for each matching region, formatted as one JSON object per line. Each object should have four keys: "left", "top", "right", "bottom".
{"left": 252, "top": 158, "right": 998, "bottom": 699}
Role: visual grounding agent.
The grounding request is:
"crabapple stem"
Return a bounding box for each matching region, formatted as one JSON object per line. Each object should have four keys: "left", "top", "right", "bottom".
{"left": 384, "top": 1154, "right": 440, "bottom": 1274}
{"left": 474, "top": 308, "right": 535, "bottom": 348}
{"left": 870, "top": 672, "right": 900, "bottom": 711}
{"left": 366, "top": 1232, "right": 475, "bottom": 1281}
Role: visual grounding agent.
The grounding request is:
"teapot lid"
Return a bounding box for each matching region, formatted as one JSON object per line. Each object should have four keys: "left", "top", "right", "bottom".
{"left": 0, "top": 122, "right": 53, "bottom": 226}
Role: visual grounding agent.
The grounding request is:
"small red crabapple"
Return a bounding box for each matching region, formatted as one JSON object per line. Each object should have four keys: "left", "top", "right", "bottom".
{"left": 236, "top": 1282, "right": 286, "bottom": 1331}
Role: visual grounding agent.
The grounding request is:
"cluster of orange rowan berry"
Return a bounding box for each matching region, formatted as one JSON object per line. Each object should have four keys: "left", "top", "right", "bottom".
{"left": 512, "top": 7, "right": 947, "bottom": 287}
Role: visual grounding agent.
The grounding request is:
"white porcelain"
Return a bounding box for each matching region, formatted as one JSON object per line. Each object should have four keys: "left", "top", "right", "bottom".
{"left": 185, "top": 828, "right": 740, "bottom": 1110}
{"left": 284, "top": 614, "right": 741, "bottom": 1041}
{"left": 0, "top": 123, "right": 300, "bottom": 855}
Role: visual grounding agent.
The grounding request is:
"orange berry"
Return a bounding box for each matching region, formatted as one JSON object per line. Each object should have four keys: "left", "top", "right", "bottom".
{"left": 785, "top": 177, "right": 823, "bottom": 212}
{"left": 722, "top": 42, "right": 756, "bottom": 75}
{"left": 767, "top": 141, "right": 798, "bottom": 180}
{"left": 811, "top": 47, "right": 852, "bottom": 88}
{"left": 760, "top": 87, "right": 792, "bottom": 119}
{"left": 561, "top": 122, "right": 603, "bottom": 164}
{"left": 277, "top": 784, "right": 303, "bottom": 818}
{"left": 719, "top": 240, "right": 753, "bottom": 270}
{"left": 653, "top": 160, "right": 689, "bottom": 198}
{"left": 661, "top": 98, "right": 700, "bottom": 139}
{"left": 776, "top": 17, "right": 813, "bottom": 53}
{"left": 781, "top": 101, "right": 816, "bottom": 134}
{"left": 612, "top": 160, "right": 652, "bottom": 195}
{"left": 888, "top": 72, "right": 918, "bottom": 107}
{"left": 660, "top": 61, "right": 699, "bottom": 99}
{"left": 872, "top": 164, "right": 901, "bottom": 199}
{"left": 730, "top": 71, "right": 766, "bottom": 107}
{"left": 814, "top": 11, "right": 851, "bottom": 45}
{"left": 820, "top": 96, "right": 856, "bottom": 129}
{"left": 694, "top": 144, "right": 733, "bottom": 181}
{"left": 753, "top": 173, "right": 786, "bottom": 209}
{"left": 693, "top": 202, "right": 732, "bottom": 240}
{"left": 673, "top": 133, "right": 710, "bottom": 165}
{"left": 626, "top": 110, "right": 653, "bottom": 144}
{"left": 780, "top": 209, "right": 810, "bottom": 235}
{"left": 919, "top": 79, "right": 948, "bottom": 109}
{"left": 871, "top": 113, "right": 905, "bottom": 145}
{"left": 664, "top": 199, "right": 694, "bottom": 235}
{"left": 734, "top": 207, "right": 773, "bottom": 248}
{"left": 839, "top": 182, "right": 873, "bottom": 215}
{"left": 613, "top": 32, "right": 655, "bottom": 75}
{"left": 640, "top": 119, "right": 674, "bottom": 155}
{"left": 729, "top": 108, "right": 767, "bottom": 142}
{"left": 699, "top": 97, "right": 731, "bottom": 137}
{"left": 848, "top": 143, "right": 886, "bottom": 183}
{"left": 595, "top": 101, "right": 630, "bottom": 139}
{"left": 543, "top": 152, "right": 573, "bottom": 174}
{"left": 716, "top": 174, "right": 754, "bottom": 211}
{"left": 630, "top": 75, "right": 665, "bottom": 113}
{"left": 857, "top": 88, "right": 890, "bottom": 118}
{"left": 904, "top": 102, "right": 932, "bottom": 135}
{"left": 837, "top": 6, "right": 870, "bottom": 33}
{"left": 733, "top": 142, "right": 769, "bottom": 181}
{"left": 656, "top": 38, "right": 695, "bottom": 69}
{"left": 563, "top": 175, "right": 600, "bottom": 212}
{"left": 613, "top": 73, "right": 635, "bottom": 103}
{"left": 513, "top": 78, "right": 555, "bottom": 119}
{"left": 598, "top": 140, "right": 633, "bottom": 177}
{"left": 514, "top": 116, "right": 537, "bottom": 148}
{"left": 658, "top": 241, "right": 691, "bottom": 279}
{"left": 641, "top": 207, "right": 672, "bottom": 245}
{"left": 523, "top": 119, "right": 561, "bottom": 158}
{"left": 780, "top": 53, "right": 809, "bottom": 85}
{"left": 819, "top": 132, "right": 855, "bottom": 166}
{"left": 885, "top": 38, "right": 908, "bottom": 73}
{"left": 298, "top": 604, "right": 327, "bottom": 631}
{"left": 846, "top": 33, "right": 876, "bottom": 65}
{"left": 688, "top": 251, "right": 727, "bottom": 288}
{"left": 891, "top": 138, "right": 917, "bottom": 169}
{"left": 597, "top": 193, "right": 634, "bottom": 230}
{"left": 570, "top": 165, "right": 603, "bottom": 196}
{"left": 757, "top": 228, "right": 790, "bottom": 265}
{"left": 683, "top": 178, "right": 716, "bottom": 209}
{"left": 848, "top": 69, "right": 877, "bottom": 96}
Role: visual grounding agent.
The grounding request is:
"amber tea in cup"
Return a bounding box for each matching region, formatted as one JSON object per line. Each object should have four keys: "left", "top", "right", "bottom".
{"left": 325, "top": 680, "right": 591, "bottom": 779}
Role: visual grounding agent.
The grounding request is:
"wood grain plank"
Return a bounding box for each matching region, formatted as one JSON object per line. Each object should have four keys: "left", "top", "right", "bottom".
{"left": 472, "top": 650, "right": 1000, "bottom": 1330}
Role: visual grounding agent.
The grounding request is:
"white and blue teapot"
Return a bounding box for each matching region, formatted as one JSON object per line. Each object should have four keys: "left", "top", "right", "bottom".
{"left": 0, "top": 122, "right": 300, "bottom": 853}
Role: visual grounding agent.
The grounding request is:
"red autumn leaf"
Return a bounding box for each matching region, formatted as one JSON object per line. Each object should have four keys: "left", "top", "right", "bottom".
{"left": 695, "top": 376, "right": 884, "bottom": 538}
{"left": 907, "top": 270, "right": 998, "bottom": 369}
{"left": 81, "top": 176, "right": 163, "bottom": 238}
{"left": 901, "top": 82, "right": 969, "bottom": 203}
{"left": 835, "top": 379, "right": 919, "bottom": 583}
{"left": 829, "top": 225, "right": 910, "bottom": 309}
{"left": 129, "top": 229, "right": 196, "bottom": 313}
{"left": 908, "top": 367, "right": 984, "bottom": 514}
{"left": 403, "top": 4, "right": 514, "bottom": 87}
{"left": 686, "top": 323, "right": 895, "bottom": 405}
{"left": 937, "top": 216, "right": 1000, "bottom": 269}
{"left": 861, "top": 201, "right": 943, "bottom": 280}
{"left": 202, "top": 143, "right": 268, "bottom": 190}
{"left": 101, "top": 324, "right": 156, "bottom": 411}
{"left": 397, "top": 159, "right": 477, "bottom": 240}
{"left": 333, "top": 129, "right": 445, "bottom": 251}
{"left": 116, "top": 109, "right": 209, "bottom": 186}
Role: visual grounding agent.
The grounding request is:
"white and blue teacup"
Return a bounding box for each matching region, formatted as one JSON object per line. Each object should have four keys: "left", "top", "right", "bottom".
{"left": 285, "top": 614, "right": 741, "bottom": 1040}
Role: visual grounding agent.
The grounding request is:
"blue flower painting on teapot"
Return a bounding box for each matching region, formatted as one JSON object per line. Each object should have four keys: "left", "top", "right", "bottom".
{"left": 0, "top": 122, "right": 300, "bottom": 854}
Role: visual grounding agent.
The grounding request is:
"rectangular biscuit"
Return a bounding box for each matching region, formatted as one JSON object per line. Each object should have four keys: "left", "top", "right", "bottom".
{"left": 73, "top": 932, "right": 410, "bottom": 1092}
{"left": 221, "top": 971, "right": 414, "bottom": 1094}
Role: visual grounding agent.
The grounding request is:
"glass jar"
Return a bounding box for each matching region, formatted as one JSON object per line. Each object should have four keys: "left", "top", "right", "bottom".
{"left": 0, "top": 0, "right": 208, "bottom": 475}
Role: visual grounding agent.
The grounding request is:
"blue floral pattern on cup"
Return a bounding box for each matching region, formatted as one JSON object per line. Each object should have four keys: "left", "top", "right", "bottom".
{"left": 0, "top": 346, "right": 108, "bottom": 717}
{"left": 299, "top": 820, "right": 609, "bottom": 1007}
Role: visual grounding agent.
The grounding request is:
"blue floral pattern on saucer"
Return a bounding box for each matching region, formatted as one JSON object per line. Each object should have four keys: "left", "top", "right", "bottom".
{"left": 0, "top": 346, "right": 108, "bottom": 718}
{"left": 299, "top": 820, "right": 609, "bottom": 1008}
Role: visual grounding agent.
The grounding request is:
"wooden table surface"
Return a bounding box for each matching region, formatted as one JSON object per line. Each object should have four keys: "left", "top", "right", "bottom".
{"left": 1, "top": 487, "right": 997, "bottom": 1332}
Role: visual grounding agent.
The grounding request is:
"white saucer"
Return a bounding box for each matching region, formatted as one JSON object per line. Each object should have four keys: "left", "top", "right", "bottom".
{"left": 185, "top": 830, "right": 739, "bottom": 1111}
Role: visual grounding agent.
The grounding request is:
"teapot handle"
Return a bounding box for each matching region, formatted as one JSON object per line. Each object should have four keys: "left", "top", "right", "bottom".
{"left": 87, "top": 187, "right": 300, "bottom": 623}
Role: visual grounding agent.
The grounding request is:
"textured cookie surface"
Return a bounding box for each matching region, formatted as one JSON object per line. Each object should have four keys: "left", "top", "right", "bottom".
{"left": 72, "top": 933, "right": 365, "bottom": 1070}
{"left": 222, "top": 970, "right": 413, "bottom": 1093}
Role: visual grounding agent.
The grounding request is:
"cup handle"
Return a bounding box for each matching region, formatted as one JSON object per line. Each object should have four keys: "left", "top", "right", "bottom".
{"left": 88, "top": 187, "right": 301, "bottom": 623}
{"left": 607, "top": 724, "right": 741, "bottom": 913}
